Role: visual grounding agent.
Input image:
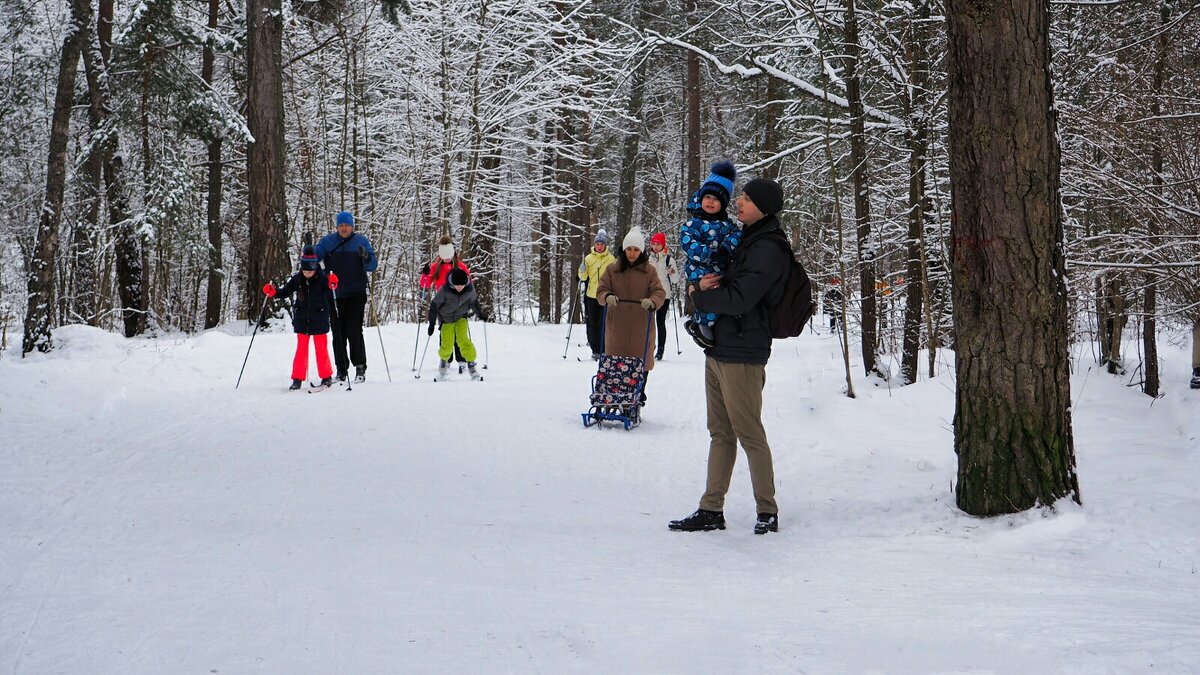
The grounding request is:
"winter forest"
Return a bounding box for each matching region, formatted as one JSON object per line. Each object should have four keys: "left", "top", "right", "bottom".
{"left": 3, "top": 0, "right": 1200, "bottom": 668}
{"left": 5, "top": 0, "right": 1200, "bottom": 501}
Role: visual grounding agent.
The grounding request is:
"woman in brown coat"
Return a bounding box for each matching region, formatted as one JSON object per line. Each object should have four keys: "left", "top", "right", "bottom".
{"left": 598, "top": 228, "right": 667, "bottom": 402}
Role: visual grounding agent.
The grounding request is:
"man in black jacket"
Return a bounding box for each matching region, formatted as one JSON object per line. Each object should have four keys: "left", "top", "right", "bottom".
{"left": 669, "top": 177, "right": 789, "bottom": 535}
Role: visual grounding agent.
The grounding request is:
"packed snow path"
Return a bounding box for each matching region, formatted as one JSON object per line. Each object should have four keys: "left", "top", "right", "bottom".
{"left": 2, "top": 323, "right": 1198, "bottom": 672}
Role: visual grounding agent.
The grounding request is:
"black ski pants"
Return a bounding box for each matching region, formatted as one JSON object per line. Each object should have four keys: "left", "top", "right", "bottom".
{"left": 332, "top": 294, "right": 367, "bottom": 374}
{"left": 584, "top": 296, "right": 604, "bottom": 355}
{"left": 655, "top": 299, "right": 671, "bottom": 357}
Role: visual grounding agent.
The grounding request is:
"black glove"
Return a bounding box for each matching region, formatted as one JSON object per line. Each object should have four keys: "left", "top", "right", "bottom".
{"left": 427, "top": 322, "right": 435, "bottom": 336}
{"left": 420, "top": 264, "right": 430, "bottom": 276}
{"left": 358, "top": 244, "right": 368, "bottom": 261}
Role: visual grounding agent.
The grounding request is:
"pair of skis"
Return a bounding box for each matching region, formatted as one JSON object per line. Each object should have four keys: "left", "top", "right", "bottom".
{"left": 304, "top": 375, "right": 363, "bottom": 393}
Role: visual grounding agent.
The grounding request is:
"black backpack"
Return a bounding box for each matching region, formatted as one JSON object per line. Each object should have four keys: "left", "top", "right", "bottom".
{"left": 766, "top": 234, "right": 816, "bottom": 338}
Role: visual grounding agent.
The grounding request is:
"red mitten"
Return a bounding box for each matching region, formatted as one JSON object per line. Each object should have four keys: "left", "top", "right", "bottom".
{"left": 328, "top": 272, "right": 339, "bottom": 290}
{"left": 262, "top": 283, "right": 276, "bottom": 297}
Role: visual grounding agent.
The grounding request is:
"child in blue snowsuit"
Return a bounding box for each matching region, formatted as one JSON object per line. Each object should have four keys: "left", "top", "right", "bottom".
{"left": 681, "top": 160, "right": 740, "bottom": 348}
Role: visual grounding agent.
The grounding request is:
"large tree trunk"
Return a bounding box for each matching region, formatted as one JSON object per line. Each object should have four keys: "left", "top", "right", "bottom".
{"left": 844, "top": 0, "right": 878, "bottom": 377}
{"left": 946, "top": 0, "right": 1081, "bottom": 514}
{"left": 203, "top": 0, "right": 224, "bottom": 329}
{"left": 615, "top": 55, "right": 646, "bottom": 232}
{"left": 683, "top": 0, "right": 700, "bottom": 191}
{"left": 245, "top": 0, "right": 290, "bottom": 318}
{"left": 536, "top": 122, "right": 553, "bottom": 323}
{"left": 1141, "top": 0, "right": 1172, "bottom": 398}
{"left": 23, "top": 0, "right": 90, "bottom": 354}
{"left": 761, "top": 74, "right": 782, "bottom": 181}
{"left": 900, "top": 0, "right": 931, "bottom": 385}
{"left": 80, "top": 0, "right": 141, "bottom": 337}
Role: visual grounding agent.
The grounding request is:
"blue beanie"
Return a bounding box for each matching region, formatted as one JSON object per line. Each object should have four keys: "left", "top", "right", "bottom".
{"left": 699, "top": 160, "right": 737, "bottom": 209}
{"left": 336, "top": 211, "right": 355, "bottom": 227}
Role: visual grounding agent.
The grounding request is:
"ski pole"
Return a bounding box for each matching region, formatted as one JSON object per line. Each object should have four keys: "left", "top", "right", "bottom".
{"left": 562, "top": 280, "right": 581, "bottom": 359}
{"left": 366, "top": 278, "right": 391, "bottom": 382}
{"left": 670, "top": 282, "right": 682, "bottom": 355}
{"left": 235, "top": 293, "right": 271, "bottom": 389}
{"left": 415, "top": 327, "right": 433, "bottom": 378}
{"left": 482, "top": 318, "right": 489, "bottom": 369}
{"left": 412, "top": 287, "right": 426, "bottom": 371}
{"left": 328, "top": 280, "right": 351, "bottom": 392}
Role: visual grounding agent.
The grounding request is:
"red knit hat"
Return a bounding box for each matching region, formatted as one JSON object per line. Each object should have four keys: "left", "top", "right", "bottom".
{"left": 650, "top": 232, "right": 667, "bottom": 248}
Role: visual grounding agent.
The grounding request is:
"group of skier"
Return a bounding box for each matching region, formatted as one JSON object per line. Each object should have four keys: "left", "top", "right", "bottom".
{"left": 263, "top": 164, "right": 795, "bottom": 535}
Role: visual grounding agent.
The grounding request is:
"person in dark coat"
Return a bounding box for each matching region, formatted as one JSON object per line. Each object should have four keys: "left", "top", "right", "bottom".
{"left": 314, "top": 210, "right": 378, "bottom": 383}
{"left": 669, "top": 177, "right": 790, "bottom": 535}
{"left": 263, "top": 246, "right": 338, "bottom": 390}
{"left": 826, "top": 277, "right": 843, "bottom": 330}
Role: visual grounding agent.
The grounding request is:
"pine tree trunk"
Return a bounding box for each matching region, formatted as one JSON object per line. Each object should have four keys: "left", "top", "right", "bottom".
{"left": 761, "top": 75, "right": 782, "bottom": 181}
{"left": 946, "top": 0, "right": 1081, "bottom": 514}
{"left": 1142, "top": 0, "right": 1171, "bottom": 399}
{"left": 844, "top": 0, "right": 878, "bottom": 377}
{"left": 22, "top": 0, "right": 89, "bottom": 354}
{"left": 203, "top": 0, "right": 223, "bottom": 329}
{"left": 615, "top": 55, "right": 646, "bottom": 232}
{"left": 900, "top": 0, "right": 931, "bottom": 385}
{"left": 537, "top": 123, "right": 553, "bottom": 323}
{"left": 683, "top": 0, "right": 700, "bottom": 191}
{"left": 80, "top": 0, "right": 141, "bottom": 337}
{"left": 245, "top": 0, "right": 290, "bottom": 318}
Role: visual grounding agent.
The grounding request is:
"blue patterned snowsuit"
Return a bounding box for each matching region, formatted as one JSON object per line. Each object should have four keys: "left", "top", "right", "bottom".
{"left": 680, "top": 191, "right": 741, "bottom": 328}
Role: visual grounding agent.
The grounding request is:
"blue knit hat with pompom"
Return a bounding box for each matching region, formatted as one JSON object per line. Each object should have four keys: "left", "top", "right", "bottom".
{"left": 698, "top": 160, "right": 737, "bottom": 209}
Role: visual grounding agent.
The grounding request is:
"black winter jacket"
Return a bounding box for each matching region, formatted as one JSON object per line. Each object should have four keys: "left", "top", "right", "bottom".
{"left": 691, "top": 214, "right": 790, "bottom": 365}
{"left": 277, "top": 270, "right": 333, "bottom": 335}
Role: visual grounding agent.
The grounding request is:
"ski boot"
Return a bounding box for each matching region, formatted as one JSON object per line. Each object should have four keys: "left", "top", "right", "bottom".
{"left": 354, "top": 365, "right": 366, "bottom": 383}
{"left": 335, "top": 370, "right": 348, "bottom": 383}
{"left": 1191, "top": 367, "right": 1200, "bottom": 390}
{"left": 318, "top": 376, "right": 333, "bottom": 388}
{"left": 289, "top": 379, "right": 303, "bottom": 391}
{"left": 437, "top": 360, "right": 450, "bottom": 379}
{"left": 468, "top": 362, "right": 482, "bottom": 381}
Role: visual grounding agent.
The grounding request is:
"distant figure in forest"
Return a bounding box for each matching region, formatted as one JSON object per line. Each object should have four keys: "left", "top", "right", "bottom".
{"left": 1192, "top": 317, "right": 1200, "bottom": 389}
{"left": 826, "top": 277, "right": 843, "bottom": 330}
{"left": 681, "top": 160, "right": 741, "bottom": 349}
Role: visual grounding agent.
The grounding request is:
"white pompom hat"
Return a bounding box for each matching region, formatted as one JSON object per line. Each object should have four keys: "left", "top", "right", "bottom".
{"left": 622, "top": 228, "right": 646, "bottom": 251}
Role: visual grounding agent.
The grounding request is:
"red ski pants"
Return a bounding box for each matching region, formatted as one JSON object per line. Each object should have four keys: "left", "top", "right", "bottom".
{"left": 292, "top": 333, "right": 333, "bottom": 381}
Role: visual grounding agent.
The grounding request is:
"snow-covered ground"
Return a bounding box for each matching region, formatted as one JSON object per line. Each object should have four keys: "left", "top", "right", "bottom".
{"left": 2, "top": 319, "right": 1197, "bottom": 673}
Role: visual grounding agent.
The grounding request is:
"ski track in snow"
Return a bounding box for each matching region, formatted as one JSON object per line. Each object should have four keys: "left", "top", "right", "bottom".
{"left": 1, "top": 322, "right": 1197, "bottom": 673}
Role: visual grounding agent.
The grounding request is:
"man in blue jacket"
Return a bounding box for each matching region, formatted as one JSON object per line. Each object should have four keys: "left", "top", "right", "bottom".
{"left": 315, "top": 211, "right": 378, "bottom": 382}
{"left": 669, "top": 177, "right": 789, "bottom": 535}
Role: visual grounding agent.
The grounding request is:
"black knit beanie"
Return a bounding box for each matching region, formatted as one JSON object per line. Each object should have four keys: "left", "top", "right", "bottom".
{"left": 742, "top": 177, "right": 784, "bottom": 216}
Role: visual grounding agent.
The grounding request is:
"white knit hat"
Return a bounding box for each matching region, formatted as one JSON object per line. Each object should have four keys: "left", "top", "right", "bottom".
{"left": 622, "top": 227, "right": 646, "bottom": 251}
{"left": 438, "top": 243, "right": 454, "bottom": 260}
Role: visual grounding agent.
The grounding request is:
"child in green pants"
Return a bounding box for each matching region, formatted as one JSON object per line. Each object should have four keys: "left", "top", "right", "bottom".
{"left": 428, "top": 268, "right": 489, "bottom": 380}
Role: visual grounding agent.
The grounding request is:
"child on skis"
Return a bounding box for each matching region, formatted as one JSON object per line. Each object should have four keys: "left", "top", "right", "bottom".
{"left": 262, "top": 245, "right": 339, "bottom": 390}
{"left": 427, "top": 268, "right": 489, "bottom": 380}
{"left": 420, "top": 235, "right": 472, "bottom": 372}
{"left": 681, "top": 160, "right": 741, "bottom": 349}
